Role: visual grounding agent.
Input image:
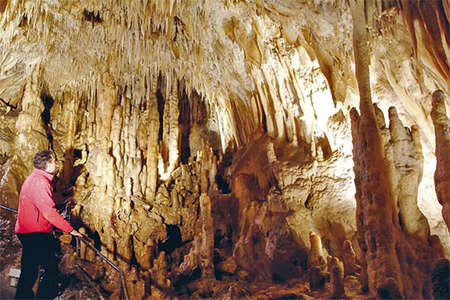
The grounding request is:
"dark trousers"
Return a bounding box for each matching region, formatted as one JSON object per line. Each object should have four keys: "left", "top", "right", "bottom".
{"left": 15, "top": 233, "right": 58, "bottom": 300}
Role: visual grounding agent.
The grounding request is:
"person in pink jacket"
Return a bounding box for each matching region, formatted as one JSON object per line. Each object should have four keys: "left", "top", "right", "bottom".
{"left": 15, "top": 150, "right": 82, "bottom": 300}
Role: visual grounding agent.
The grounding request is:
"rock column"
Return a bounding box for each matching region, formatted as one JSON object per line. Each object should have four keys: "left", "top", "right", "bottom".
{"left": 431, "top": 90, "right": 450, "bottom": 230}
{"left": 350, "top": 0, "right": 403, "bottom": 297}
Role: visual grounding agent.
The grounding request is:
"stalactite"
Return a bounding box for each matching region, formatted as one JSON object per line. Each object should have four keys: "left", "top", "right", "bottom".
{"left": 111, "top": 105, "right": 124, "bottom": 177}
{"left": 398, "top": 0, "right": 450, "bottom": 82}
{"left": 254, "top": 73, "right": 276, "bottom": 137}
{"left": 55, "top": 93, "right": 80, "bottom": 195}
{"left": 14, "top": 67, "right": 48, "bottom": 171}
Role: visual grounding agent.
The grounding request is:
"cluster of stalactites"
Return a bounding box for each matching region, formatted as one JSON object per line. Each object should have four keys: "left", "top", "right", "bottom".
{"left": 0, "top": 0, "right": 351, "bottom": 152}
{"left": 396, "top": 0, "right": 449, "bottom": 83}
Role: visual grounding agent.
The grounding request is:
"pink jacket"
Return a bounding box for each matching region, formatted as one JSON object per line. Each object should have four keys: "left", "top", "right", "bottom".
{"left": 15, "top": 168, "right": 73, "bottom": 233}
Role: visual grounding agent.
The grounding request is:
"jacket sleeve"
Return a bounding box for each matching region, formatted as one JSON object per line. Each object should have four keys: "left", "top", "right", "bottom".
{"left": 33, "top": 177, "right": 73, "bottom": 233}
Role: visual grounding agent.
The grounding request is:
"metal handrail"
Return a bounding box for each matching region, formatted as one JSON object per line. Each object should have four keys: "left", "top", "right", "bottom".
{"left": 0, "top": 204, "right": 129, "bottom": 300}
{"left": 0, "top": 204, "right": 17, "bottom": 214}
{"left": 75, "top": 235, "right": 129, "bottom": 300}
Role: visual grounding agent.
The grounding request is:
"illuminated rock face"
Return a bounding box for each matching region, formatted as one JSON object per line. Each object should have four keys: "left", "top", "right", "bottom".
{"left": 431, "top": 90, "right": 450, "bottom": 231}
{"left": 0, "top": 0, "right": 449, "bottom": 298}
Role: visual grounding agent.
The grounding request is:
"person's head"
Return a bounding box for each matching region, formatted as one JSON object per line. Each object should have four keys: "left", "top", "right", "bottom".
{"left": 33, "top": 150, "right": 56, "bottom": 174}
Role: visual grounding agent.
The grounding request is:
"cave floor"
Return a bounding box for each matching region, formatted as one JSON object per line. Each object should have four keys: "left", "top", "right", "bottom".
{"left": 0, "top": 214, "right": 369, "bottom": 299}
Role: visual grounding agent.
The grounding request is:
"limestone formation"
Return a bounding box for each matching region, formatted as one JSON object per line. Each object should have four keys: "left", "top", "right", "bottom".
{"left": 0, "top": 0, "right": 449, "bottom": 299}
{"left": 350, "top": 0, "right": 403, "bottom": 296}
{"left": 329, "top": 256, "right": 346, "bottom": 299}
{"left": 308, "top": 232, "right": 328, "bottom": 271}
{"left": 431, "top": 90, "right": 450, "bottom": 231}
{"left": 351, "top": 93, "right": 446, "bottom": 299}
{"left": 341, "top": 240, "right": 360, "bottom": 277}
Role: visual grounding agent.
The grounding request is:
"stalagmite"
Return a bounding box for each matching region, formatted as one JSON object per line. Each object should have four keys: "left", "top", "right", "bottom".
{"left": 159, "top": 75, "right": 180, "bottom": 180}
{"left": 350, "top": 0, "right": 403, "bottom": 296}
{"left": 145, "top": 74, "right": 160, "bottom": 202}
{"left": 431, "top": 90, "right": 450, "bottom": 230}
{"left": 352, "top": 100, "right": 446, "bottom": 299}
{"left": 308, "top": 232, "right": 327, "bottom": 270}
{"left": 150, "top": 251, "right": 171, "bottom": 299}
{"left": 388, "top": 107, "right": 429, "bottom": 240}
{"left": 350, "top": 107, "right": 402, "bottom": 297}
{"left": 308, "top": 232, "right": 328, "bottom": 291}
{"left": 126, "top": 267, "right": 146, "bottom": 300}
{"left": 341, "top": 240, "right": 360, "bottom": 277}
{"left": 329, "top": 256, "right": 346, "bottom": 299}
{"left": 199, "top": 193, "right": 214, "bottom": 278}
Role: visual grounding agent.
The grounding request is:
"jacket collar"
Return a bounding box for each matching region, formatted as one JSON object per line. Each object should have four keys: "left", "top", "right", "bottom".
{"left": 33, "top": 168, "right": 54, "bottom": 181}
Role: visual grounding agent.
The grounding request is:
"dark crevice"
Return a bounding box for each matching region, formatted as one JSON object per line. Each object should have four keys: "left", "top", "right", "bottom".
{"left": 92, "top": 231, "right": 102, "bottom": 251}
{"left": 40, "top": 93, "right": 55, "bottom": 150}
{"left": 158, "top": 225, "right": 182, "bottom": 254}
{"left": 173, "top": 267, "right": 201, "bottom": 288}
{"left": 19, "top": 13, "right": 27, "bottom": 27}
{"left": 0, "top": 0, "right": 7, "bottom": 13}
{"left": 432, "top": 259, "right": 450, "bottom": 300}
{"left": 213, "top": 250, "right": 223, "bottom": 280}
{"left": 173, "top": 16, "right": 184, "bottom": 42}
{"left": 113, "top": 240, "right": 118, "bottom": 261}
{"left": 261, "top": 106, "right": 267, "bottom": 132}
{"left": 129, "top": 236, "right": 138, "bottom": 268}
{"left": 377, "top": 282, "right": 402, "bottom": 299}
{"left": 215, "top": 148, "right": 233, "bottom": 194}
{"left": 304, "top": 193, "right": 313, "bottom": 209}
{"left": 178, "top": 83, "right": 191, "bottom": 164}
{"left": 73, "top": 149, "right": 82, "bottom": 160}
{"left": 317, "top": 135, "right": 332, "bottom": 160}
{"left": 156, "top": 73, "right": 165, "bottom": 143}
{"left": 83, "top": 9, "right": 102, "bottom": 24}
{"left": 0, "top": 97, "right": 18, "bottom": 110}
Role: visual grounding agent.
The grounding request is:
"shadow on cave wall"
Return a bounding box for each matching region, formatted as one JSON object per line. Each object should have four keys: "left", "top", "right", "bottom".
{"left": 53, "top": 147, "right": 85, "bottom": 229}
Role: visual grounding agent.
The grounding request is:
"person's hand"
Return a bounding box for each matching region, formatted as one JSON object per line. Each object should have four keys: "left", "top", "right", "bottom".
{"left": 70, "top": 229, "right": 83, "bottom": 237}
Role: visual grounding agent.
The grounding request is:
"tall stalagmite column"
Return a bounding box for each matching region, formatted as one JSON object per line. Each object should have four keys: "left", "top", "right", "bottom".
{"left": 159, "top": 75, "right": 180, "bottom": 180}
{"left": 350, "top": 0, "right": 403, "bottom": 297}
{"left": 431, "top": 90, "right": 450, "bottom": 230}
{"left": 387, "top": 107, "right": 429, "bottom": 241}
{"left": 145, "top": 74, "right": 160, "bottom": 202}
{"left": 199, "top": 193, "right": 214, "bottom": 279}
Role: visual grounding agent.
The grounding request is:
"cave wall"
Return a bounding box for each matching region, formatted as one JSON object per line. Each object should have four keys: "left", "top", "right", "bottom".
{"left": 0, "top": 0, "right": 449, "bottom": 298}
